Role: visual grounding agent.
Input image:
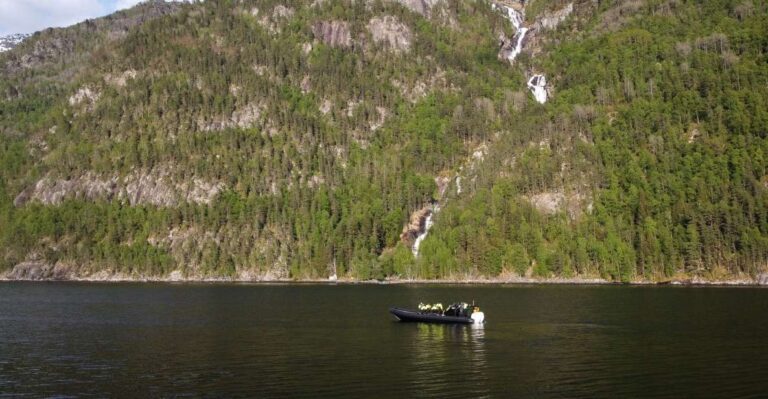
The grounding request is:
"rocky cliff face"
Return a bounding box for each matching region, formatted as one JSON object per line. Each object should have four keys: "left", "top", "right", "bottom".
{"left": 401, "top": 206, "right": 433, "bottom": 245}
{"left": 533, "top": 2, "right": 574, "bottom": 31}
{"left": 14, "top": 170, "right": 224, "bottom": 208}
{"left": 393, "top": 0, "right": 445, "bottom": 18}
{"left": 312, "top": 21, "right": 353, "bottom": 48}
{"left": 367, "top": 16, "right": 413, "bottom": 53}
{"left": 6, "top": 261, "right": 73, "bottom": 280}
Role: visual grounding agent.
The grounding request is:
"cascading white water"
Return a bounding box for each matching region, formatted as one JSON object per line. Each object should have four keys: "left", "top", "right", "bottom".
{"left": 412, "top": 204, "right": 440, "bottom": 257}
{"left": 409, "top": 3, "right": 548, "bottom": 259}
{"left": 527, "top": 74, "right": 547, "bottom": 104}
{"left": 492, "top": 3, "right": 529, "bottom": 63}
{"left": 492, "top": 2, "right": 550, "bottom": 104}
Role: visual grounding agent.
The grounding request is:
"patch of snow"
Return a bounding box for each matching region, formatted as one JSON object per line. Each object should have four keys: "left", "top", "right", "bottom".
{"left": 0, "top": 33, "right": 29, "bottom": 52}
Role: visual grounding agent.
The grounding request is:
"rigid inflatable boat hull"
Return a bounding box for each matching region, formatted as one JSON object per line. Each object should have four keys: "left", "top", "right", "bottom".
{"left": 389, "top": 307, "right": 475, "bottom": 324}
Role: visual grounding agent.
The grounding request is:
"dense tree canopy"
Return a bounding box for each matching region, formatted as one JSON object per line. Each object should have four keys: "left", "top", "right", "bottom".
{"left": 1, "top": 0, "right": 766, "bottom": 281}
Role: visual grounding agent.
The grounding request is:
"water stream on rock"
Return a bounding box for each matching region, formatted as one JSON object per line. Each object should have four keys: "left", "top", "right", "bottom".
{"left": 413, "top": 1, "right": 548, "bottom": 257}
{"left": 492, "top": 2, "right": 548, "bottom": 104}
{"left": 527, "top": 74, "right": 547, "bottom": 103}
{"left": 492, "top": 3, "right": 529, "bottom": 63}
{"left": 412, "top": 204, "right": 439, "bottom": 257}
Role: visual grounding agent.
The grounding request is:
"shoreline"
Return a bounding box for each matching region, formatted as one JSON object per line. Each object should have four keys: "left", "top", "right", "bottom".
{"left": 1, "top": 275, "right": 765, "bottom": 287}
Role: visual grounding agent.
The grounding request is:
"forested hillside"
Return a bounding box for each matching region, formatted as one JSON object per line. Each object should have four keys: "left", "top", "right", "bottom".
{"left": 1, "top": 0, "right": 767, "bottom": 282}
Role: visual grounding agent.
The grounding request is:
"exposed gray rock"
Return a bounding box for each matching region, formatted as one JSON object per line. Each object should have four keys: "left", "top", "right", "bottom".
{"left": 68, "top": 86, "right": 101, "bottom": 108}
{"left": 300, "top": 75, "right": 312, "bottom": 94}
{"left": 250, "top": 5, "right": 295, "bottom": 34}
{"left": 8, "top": 261, "right": 73, "bottom": 280}
{"left": 392, "top": 0, "right": 445, "bottom": 18}
{"left": 272, "top": 5, "right": 295, "bottom": 19}
{"left": 497, "top": 33, "right": 527, "bottom": 63}
{"left": 14, "top": 170, "right": 224, "bottom": 208}
{"left": 200, "top": 102, "right": 263, "bottom": 131}
{"left": 312, "top": 21, "right": 352, "bottom": 48}
{"left": 103, "top": 69, "right": 137, "bottom": 87}
{"left": 758, "top": 273, "right": 768, "bottom": 285}
{"left": 391, "top": 68, "right": 448, "bottom": 103}
{"left": 319, "top": 98, "right": 333, "bottom": 114}
{"left": 527, "top": 190, "right": 591, "bottom": 219}
{"left": 367, "top": 16, "right": 413, "bottom": 53}
{"left": 369, "top": 106, "right": 389, "bottom": 131}
{"left": 401, "top": 206, "right": 432, "bottom": 244}
{"left": 529, "top": 192, "right": 565, "bottom": 215}
{"left": 435, "top": 176, "right": 451, "bottom": 197}
{"left": 533, "top": 2, "right": 574, "bottom": 31}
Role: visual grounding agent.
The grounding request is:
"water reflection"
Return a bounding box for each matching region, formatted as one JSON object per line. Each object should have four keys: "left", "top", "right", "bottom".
{"left": 409, "top": 323, "right": 489, "bottom": 397}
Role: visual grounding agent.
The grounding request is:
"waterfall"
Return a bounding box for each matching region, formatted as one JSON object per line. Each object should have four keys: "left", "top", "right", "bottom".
{"left": 492, "top": 3, "right": 529, "bottom": 63}
{"left": 412, "top": 204, "right": 440, "bottom": 257}
{"left": 527, "top": 74, "right": 547, "bottom": 104}
{"left": 492, "top": 2, "right": 549, "bottom": 104}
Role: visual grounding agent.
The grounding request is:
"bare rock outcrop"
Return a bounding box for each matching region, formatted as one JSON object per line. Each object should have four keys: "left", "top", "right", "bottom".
{"left": 68, "top": 86, "right": 100, "bottom": 109}
{"left": 533, "top": 3, "right": 574, "bottom": 31}
{"left": 199, "top": 103, "right": 262, "bottom": 131}
{"left": 391, "top": 68, "right": 448, "bottom": 103}
{"left": 392, "top": 0, "right": 445, "bottom": 18}
{"left": 7, "top": 261, "right": 73, "bottom": 280}
{"left": 529, "top": 192, "right": 566, "bottom": 215}
{"left": 272, "top": 5, "right": 295, "bottom": 19}
{"left": 14, "top": 169, "right": 224, "bottom": 208}
{"left": 527, "top": 190, "right": 591, "bottom": 219}
{"left": 103, "top": 69, "right": 138, "bottom": 87}
{"left": 250, "top": 5, "right": 295, "bottom": 34}
{"left": 367, "top": 16, "right": 413, "bottom": 53}
{"left": 312, "top": 21, "right": 352, "bottom": 48}
{"left": 400, "top": 206, "right": 432, "bottom": 244}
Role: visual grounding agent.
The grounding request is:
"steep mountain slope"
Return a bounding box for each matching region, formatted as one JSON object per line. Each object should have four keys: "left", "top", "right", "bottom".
{"left": 1, "top": 0, "right": 767, "bottom": 282}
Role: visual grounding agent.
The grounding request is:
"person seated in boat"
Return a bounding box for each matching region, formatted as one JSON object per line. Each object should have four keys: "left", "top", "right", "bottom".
{"left": 433, "top": 303, "right": 443, "bottom": 314}
{"left": 419, "top": 303, "right": 437, "bottom": 313}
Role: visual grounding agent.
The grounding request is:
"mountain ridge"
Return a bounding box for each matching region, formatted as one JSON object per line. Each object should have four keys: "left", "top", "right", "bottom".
{"left": 2, "top": 0, "right": 767, "bottom": 283}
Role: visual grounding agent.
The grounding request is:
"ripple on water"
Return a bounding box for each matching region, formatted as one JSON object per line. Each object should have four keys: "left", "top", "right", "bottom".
{"left": 1, "top": 283, "right": 768, "bottom": 397}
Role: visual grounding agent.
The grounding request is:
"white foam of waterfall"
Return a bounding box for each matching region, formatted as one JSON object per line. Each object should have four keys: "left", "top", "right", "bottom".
{"left": 456, "top": 176, "right": 462, "bottom": 194}
{"left": 492, "top": 3, "right": 529, "bottom": 63}
{"left": 412, "top": 204, "right": 440, "bottom": 257}
{"left": 527, "top": 74, "right": 548, "bottom": 104}
{"left": 492, "top": 2, "right": 551, "bottom": 104}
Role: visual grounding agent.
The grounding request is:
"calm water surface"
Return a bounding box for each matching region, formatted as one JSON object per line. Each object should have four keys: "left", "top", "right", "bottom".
{"left": 1, "top": 283, "right": 767, "bottom": 398}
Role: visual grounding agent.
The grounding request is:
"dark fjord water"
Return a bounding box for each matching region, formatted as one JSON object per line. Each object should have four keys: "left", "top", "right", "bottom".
{"left": 1, "top": 283, "right": 767, "bottom": 398}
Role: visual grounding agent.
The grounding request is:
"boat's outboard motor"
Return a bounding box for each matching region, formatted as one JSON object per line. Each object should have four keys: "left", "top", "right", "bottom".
{"left": 471, "top": 306, "right": 485, "bottom": 324}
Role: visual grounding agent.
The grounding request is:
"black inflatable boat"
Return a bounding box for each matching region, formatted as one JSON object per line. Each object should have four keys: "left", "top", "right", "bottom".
{"left": 389, "top": 303, "right": 485, "bottom": 324}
